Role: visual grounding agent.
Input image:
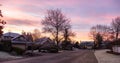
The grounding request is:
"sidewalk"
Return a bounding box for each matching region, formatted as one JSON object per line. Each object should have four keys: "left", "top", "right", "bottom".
{"left": 95, "top": 49, "right": 120, "bottom": 63}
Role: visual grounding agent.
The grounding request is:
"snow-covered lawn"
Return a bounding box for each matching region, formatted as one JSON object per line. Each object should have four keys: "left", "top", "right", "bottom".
{"left": 0, "top": 51, "right": 22, "bottom": 62}
{"left": 95, "top": 49, "right": 120, "bottom": 63}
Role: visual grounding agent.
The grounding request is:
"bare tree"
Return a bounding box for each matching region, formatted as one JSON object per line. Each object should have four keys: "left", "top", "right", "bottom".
{"left": 63, "top": 24, "right": 75, "bottom": 42}
{"left": 95, "top": 33, "right": 103, "bottom": 48}
{"left": 0, "top": 10, "right": 3, "bottom": 17}
{"left": 22, "top": 31, "right": 33, "bottom": 42}
{"left": 0, "top": 6, "right": 6, "bottom": 38}
{"left": 22, "top": 31, "right": 35, "bottom": 53}
{"left": 111, "top": 17, "right": 120, "bottom": 40}
{"left": 62, "top": 25, "right": 75, "bottom": 50}
{"left": 41, "top": 9, "right": 69, "bottom": 46}
{"left": 32, "top": 29, "right": 41, "bottom": 41}
{"left": 22, "top": 29, "right": 41, "bottom": 42}
{"left": 89, "top": 24, "right": 111, "bottom": 41}
{"left": 89, "top": 24, "right": 111, "bottom": 48}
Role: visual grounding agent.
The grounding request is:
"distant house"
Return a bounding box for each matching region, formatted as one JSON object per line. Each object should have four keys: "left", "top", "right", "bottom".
{"left": 35, "top": 37, "right": 55, "bottom": 47}
{"left": 79, "top": 41, "right": 94, "bottom": 49}
{"left": 35, "top": 37, "right": 58, "bottom": 52}
{"left": 35, "top": 37, "right": 55, "bottom": 48}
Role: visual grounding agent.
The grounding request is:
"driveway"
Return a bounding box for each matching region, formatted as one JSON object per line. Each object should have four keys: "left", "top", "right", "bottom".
{"left": 1, "top": 50, "right": 98, "bottom": 63}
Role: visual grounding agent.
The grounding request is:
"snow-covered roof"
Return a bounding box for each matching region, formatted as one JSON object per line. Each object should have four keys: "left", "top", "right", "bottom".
{"left": 3, "top": 32, "right": 20, "bottom": 38}
{"left": 12, "top": 35, "right": 32, "bottom": 44}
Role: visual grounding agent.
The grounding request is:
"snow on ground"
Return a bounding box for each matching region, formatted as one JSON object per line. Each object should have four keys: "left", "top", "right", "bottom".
{"left": 0, "top": 51, "right": 22, "bottom": 61}
{"left": 95, "top": 49, "right": 120, "bottom": 63}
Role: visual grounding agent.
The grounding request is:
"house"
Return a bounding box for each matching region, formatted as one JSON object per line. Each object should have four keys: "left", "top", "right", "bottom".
{"left": 35, "top": 37, "right": 57, "bottom": 52}
{"left": 35, "top": 37, "right": 55, "bottom": 47}
{"left": 12, "top": 36, "right": 56, "bottom": 51}
{"left": 35, "top": 37, "right": 54, "bottom": 44}
{"left": 79, "top": 41, "right": 94, "bottom": 49}
{"left": 12, "top": 35, "right": 33, "bottom": 50}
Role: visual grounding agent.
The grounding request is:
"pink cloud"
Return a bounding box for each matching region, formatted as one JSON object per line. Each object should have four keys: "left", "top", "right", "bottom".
{"left": 1, "top": 7, "right": 41, "bottom": 21}
{"left": 0, "top": 0, "right": 120, "bottom": 41}
{"left": 3, "top": 24, "right": 42, "bottom": 34}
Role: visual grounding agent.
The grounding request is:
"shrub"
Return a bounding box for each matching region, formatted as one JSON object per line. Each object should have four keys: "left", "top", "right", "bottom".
{"left": 111, "top": 39, "right": 120, "bottom": 45}
{"left": 0, "top": 40, "right": 12, "bottom": 52}
{"left": 48, "top": 45, "right": 58, "bottom": 53}
{"left": 12, "top": 47, "right": 25, "bottom": 55}
{"left": 0, "top": 44, "right": 3, "bottom": 50}
{"left": 61, "top": 41, "right": 73, "bottom": 50}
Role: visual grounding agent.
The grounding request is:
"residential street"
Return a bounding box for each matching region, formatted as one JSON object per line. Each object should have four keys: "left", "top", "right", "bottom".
{"left": 1, "top": 50, "right": 98, "bottom": 63}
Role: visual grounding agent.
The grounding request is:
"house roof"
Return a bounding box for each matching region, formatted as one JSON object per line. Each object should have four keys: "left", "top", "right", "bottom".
{"left": 35, "top": 37, "right": 54, "bottom": 45}
{"left": 12, "top": 35, "right": 54, "bottom": 45}
{"left": 3, "top": 32, "right": 20, "bottom": 38}
{"left": 12, "top": 35, "right": 32, "bottom": 44}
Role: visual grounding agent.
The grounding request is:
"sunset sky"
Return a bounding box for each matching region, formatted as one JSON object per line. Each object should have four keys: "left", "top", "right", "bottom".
{"left": 0, "top": 0, "right": 120, "bottom": 41}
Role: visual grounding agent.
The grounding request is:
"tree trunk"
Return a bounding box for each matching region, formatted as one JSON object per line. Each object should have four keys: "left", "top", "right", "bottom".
{"left": 116, "top": 32, "right": 119, "bottom": 40}
{"left": 64, "top": 28, "right": 68, "bottom": 42}
{"left": 56, "top": 27, "right": 59, "bottom": 46}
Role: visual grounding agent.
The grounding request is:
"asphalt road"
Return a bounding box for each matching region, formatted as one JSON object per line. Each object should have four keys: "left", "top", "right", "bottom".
{"left": 1, "top": 50, "right": 98, "bottom": 63}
